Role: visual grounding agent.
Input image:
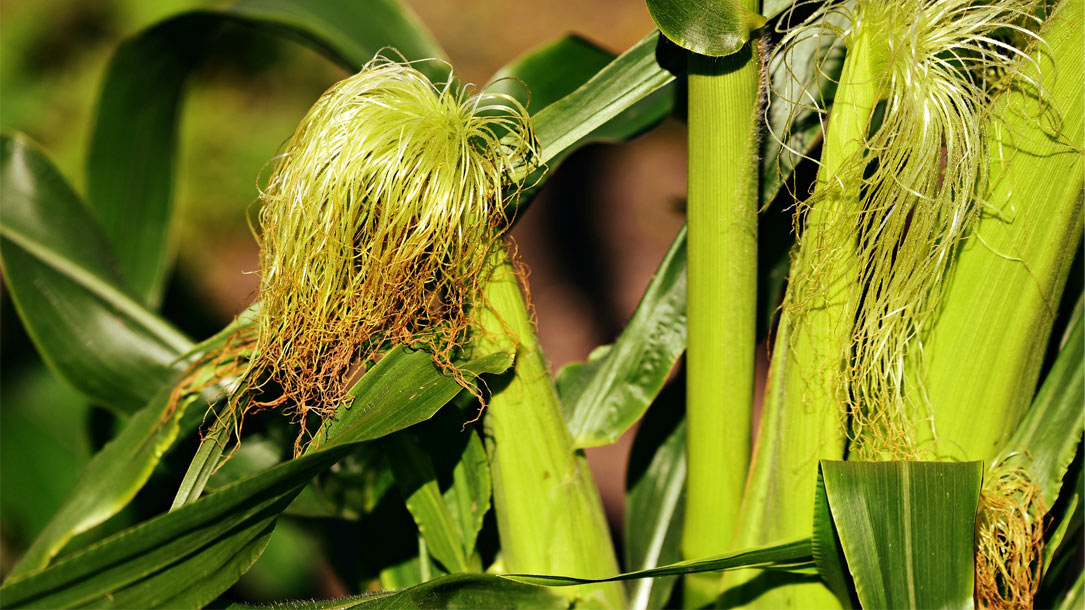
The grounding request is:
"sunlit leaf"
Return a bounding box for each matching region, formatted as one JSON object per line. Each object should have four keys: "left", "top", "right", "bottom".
{"left": 820, "top": 460, "right": 983, "bottom": 610}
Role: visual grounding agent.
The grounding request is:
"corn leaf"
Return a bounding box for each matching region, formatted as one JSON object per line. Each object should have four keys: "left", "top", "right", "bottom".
{"left": 7, "top": 390, "right": 199, "bottom": 579}
{"left": 227, "top": 574, "right": 569, "bottom": 610}
{"left": 533, "top": 32, "right": 676, "bottom": 165}
{"left": 0, "top": 348, "right": 511, "bottom": 608}
{"left": 85, "top": 0, "right": 447, "bottom": 307}
{"left": 0, "top": 133, "right": 192, "bottom": 414}
{"left": 645, "top": 0, "right": 765, "bottom": 57}
{"left": 0, "top": 132, "right": 190, "bottom": 412}
{"left": 559, "top": 224, "right": 687, "bottom": 447}
{"left": 1058, "top": 573, "right": 1084, "bottom": 610}
{"left": 624, "top": 380, "right": 687, "bottom": 610}
{"left": 811, "top": 467, "right": 855, "bottom": 609}
{"left": 487, "top": 33, "right": 674, "bottom": 209}
{"left": 819, "top": 460, "right": 984, "bottom": 610}
{"left": 487, "top": 34, "right": 615, "bottom": 113}
{"left": 0, "top": 134, "right": 212, "bottom": 579}
{"left": 385, "top": 430, "right": 477, "bottom": 574}
{"left": 505, "top": 537, "right": 812, "bottom": 586}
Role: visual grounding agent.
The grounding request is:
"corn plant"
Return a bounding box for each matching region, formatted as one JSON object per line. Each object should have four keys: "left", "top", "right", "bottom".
{"left": 1, "top": 0, "right": 1082, "bottom": 608}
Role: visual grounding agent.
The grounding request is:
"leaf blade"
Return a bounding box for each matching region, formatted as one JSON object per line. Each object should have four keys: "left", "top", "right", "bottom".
{"left": 821, "top": 460, "right": 983, "bottom": 610}
{"left": 0, "top": 133, "right": 191, "bottom": 414}
{"left": 85, "top": 0, "right": 449, "bottom": 305}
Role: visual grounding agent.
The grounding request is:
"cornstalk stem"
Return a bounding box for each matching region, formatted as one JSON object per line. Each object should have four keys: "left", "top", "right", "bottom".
{"left": 682, "top": 36, "right": 762, "bottom": 605}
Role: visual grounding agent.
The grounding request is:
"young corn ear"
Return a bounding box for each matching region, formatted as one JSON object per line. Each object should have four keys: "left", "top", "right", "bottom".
{"left": 188, "top": 56, "right": 536, "bottom": 448}
{"left": 778, "top": 0, "right": 1044, "bottom": 460}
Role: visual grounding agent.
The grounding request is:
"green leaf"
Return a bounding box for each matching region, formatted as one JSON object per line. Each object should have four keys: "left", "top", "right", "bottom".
{"left": 1058, "top": 572, "right": 1084, "bottom": 610}
{"left": 386, "top": 430, "right": 475, "bottom": 573}
{"left": 170, "top": 408, "right": 237, "bottom": 509}
{"left": 812, "top": 467, "right": 856, "bottom": 609}
{"left": 284, "top": 445, "right": 394, "bottom": 519}
{"left": 487, "top": 35, "right": 615, "bottom": 114}
{"left": 999, "top": 294, "right": 1084, "bottom": 505}
{"left": 505, "top": 537, "right": 812, "bottom": 586}
{"left": 559, "top": 224, "right": 686, "bottom": 447}
{"left": 227, "top": 573, "right": 569, "bottom": 610}
{"left": 624, "top": 380, "right": 686, "bottom": 610}
{"left": 533, "top": 32, "right": 676, "bottom": 166}
{"left": 437, "top": 420, "right": 491, "bottom": 560}
{"left": 0, "top": 364, "right": 92, "bottom": 550}
{"left": 0, "top": 348, "right": 511, "bottom": 608}
{"left": 7, "top": 389, "right": 198, "bottom": 579}
{"left": 645, "top": 0, "right": 766, "bottom": 57}
{"left": 0, "top": 133, "right": 191, "bottom": 414}
{"left": 761, "top": 11, "right": 846, "bottom": 206}
{"left": 86, "top": 0, "right": 448, "bottom": 306}
{"left": 494, "top": 32, "right": 675, "bottom": 212}
{"left": 820, "top": 460, "right": 983, "bottom": 610}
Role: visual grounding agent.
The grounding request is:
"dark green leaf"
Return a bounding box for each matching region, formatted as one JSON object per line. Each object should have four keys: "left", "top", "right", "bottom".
{"left": 86, "top": 0, "right": 448, "bottom": 306}
{"left": 820, "top": 460, "right": 983, "bottom": 610}
{"left": 623, "top": 380, "right": 686, "bottom": 610}
{"left": 0, "top": 365, "right": 92, "bottom": 550}
{"left": 440, "top": 423, "right": 490, "bottom": 560}
{"left": 505, "top": 537, "right": 812, "bottom": 586}
{"left": 7, "top": 389, "right": 198, "bottom": 579}
{"left": 559, "top": 224, "right": 686, "bottom": 447}
{"left": 646, "top": 0, "right": 766, "bottom": 57}
{"left": 386, "top": 431, "right": 475, "bottom": 573}
{"left": 0, "top": 133, "right": 191, "bottom": 414}
{"left": 284, "top": 445, "right": 394, "bottom": 519}
{"left": 1055, "top": 563, "right": 1083, "bottom": 610}
{"left": 533, "top": 32, "right": 676, "bottom": 165}
{"left": 812, "top": 465, "right": 857, "bottom": 609}
{"left": 0, "top": 348, "right": 511, "bottom": 608}
{"left": 226, "top": 573, "right": 569, "bottom": 610}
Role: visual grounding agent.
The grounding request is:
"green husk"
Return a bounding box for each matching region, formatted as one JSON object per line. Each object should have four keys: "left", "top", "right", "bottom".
{"left": 911, "top": 0, "right": 1084, "bottom": 605}
{"left": 727, "top": 1, "right": 1055, "bottom": 605}
{"left": 475, "top": 248, "right": 625, "bottom": 609}
{"left": 774, "top": 0, "right": 1046, "bottom": 460}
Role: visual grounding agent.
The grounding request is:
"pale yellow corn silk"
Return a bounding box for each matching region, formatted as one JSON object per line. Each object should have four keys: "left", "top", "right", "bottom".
{"left": 770, "top": 0, "right": 1045, "bottom": 459}
{"left": 180, "top": 55, "right": 536, "bottom": 450}
{"left": 975, "top": 459, "right": 1045, "bottom": 610}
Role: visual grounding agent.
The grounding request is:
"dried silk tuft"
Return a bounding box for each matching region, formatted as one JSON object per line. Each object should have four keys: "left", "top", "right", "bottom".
{"left": 975, "top": 459, "right": 1045, "bottom": 609}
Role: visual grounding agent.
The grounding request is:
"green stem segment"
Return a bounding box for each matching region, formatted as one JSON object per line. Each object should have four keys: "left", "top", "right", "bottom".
{"left": 477, "top": 247, "right": 625, "bottom": 609}
{"left": 682, "top": 41, "right": 762, "bottom": 605}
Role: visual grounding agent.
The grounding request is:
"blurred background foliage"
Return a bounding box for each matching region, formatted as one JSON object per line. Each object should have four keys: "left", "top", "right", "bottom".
{"left": 0, "top": 0, "right": 688, "bottom": 599}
